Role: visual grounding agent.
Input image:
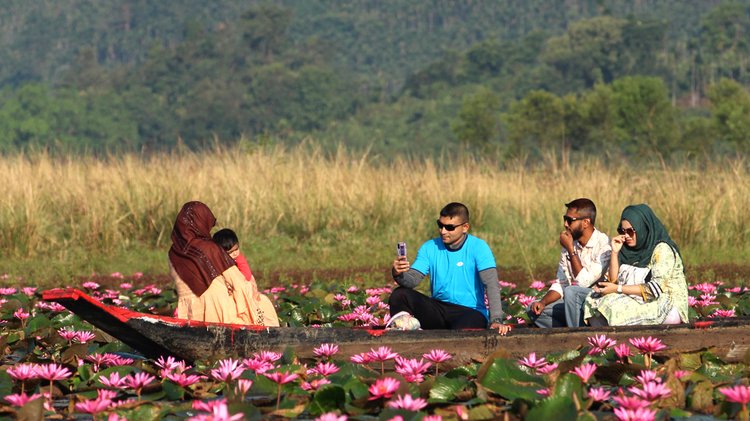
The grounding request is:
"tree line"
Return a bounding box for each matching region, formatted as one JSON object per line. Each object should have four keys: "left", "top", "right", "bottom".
{"left": 0, "top": 1, "right": 750, "bottom": 159}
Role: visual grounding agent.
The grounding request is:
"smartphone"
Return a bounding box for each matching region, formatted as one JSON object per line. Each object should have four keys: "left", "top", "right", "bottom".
{"left": 397, "top": 242, "right": 407, "bottom": 258}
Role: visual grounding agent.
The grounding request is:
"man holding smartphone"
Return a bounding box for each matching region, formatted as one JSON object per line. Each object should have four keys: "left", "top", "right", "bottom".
{"left": 528, "top": 198, "right": 611, "bottom": 328}
{"left": 389, "top": 202, "right": 511, "bottom": 335}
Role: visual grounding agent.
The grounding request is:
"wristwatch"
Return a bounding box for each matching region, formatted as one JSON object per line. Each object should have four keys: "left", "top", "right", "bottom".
{"left": 617, "top": 284, "right": 623, "bottom": 294}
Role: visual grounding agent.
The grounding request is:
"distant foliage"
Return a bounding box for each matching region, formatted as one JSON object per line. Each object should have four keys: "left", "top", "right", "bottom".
{"left": 1, "top": 1, "right": 750, "bottom": 159}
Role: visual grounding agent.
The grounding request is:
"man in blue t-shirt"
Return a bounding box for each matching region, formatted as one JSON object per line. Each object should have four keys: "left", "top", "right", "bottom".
{"left": 389, "top": 202, "right": 511, "bottom": 334}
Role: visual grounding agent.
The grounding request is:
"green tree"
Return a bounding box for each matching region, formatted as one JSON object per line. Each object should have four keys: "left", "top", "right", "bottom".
{"left": 611, "top": 76, "right": 677, "bottom": 155}
{"left": 699, "top": 2, "right": 750, "bottom": 83}
{"left": 451, "top": 87, "right": 500, "bottom": 149}
{"left": 503, "top": 90, "right": 566, "bottom": 156}
{"left": 240, "top": 4, "right": 293, "bottom": 63}
{"left": 707, "top": 78, "right": 750, "bottom": 151}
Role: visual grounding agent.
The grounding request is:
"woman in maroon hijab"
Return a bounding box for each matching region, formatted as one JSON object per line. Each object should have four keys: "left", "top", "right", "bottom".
{"left": 169, "top": 201, "right": 278, "bottom": 325}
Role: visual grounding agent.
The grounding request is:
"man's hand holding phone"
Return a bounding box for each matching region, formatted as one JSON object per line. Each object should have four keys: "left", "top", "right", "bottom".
{"left": 392, "top": 241, "right": 410, "bottom": 275}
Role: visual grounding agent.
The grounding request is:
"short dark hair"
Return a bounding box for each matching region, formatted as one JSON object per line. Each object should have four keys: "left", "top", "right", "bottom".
{"left": 565, "top": 198, "right": 596, "bottom": 225}
{"left": 440, "top": 202, "right": 470, "bottom": 222}
{"left": 212, "top": 228, "right": 239, "bottom": 251}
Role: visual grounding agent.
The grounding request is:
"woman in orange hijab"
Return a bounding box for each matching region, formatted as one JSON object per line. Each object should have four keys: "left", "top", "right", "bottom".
{"left": 169, "top": 201, "right": 279, "bottom": 326}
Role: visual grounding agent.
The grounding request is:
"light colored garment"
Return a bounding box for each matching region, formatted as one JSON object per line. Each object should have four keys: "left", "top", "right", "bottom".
{"left": 548, "top": 228, "right": 611, "bottom": 299}
{"left": 172, "top": 262, "right": 279, "bottom": 326}
{"left": 616, "top": 264, "right": 651, "bottom": 304}
{"left": 584, "top": 242, "right": 688, "bottom": 325}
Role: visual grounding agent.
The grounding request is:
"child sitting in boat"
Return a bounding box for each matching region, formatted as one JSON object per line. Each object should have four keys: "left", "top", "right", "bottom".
{"left": 212, "top": 227, "right": 280, "bottom": 327}
{"left": 213, "top": 229, "right": 258, "bottom": 295}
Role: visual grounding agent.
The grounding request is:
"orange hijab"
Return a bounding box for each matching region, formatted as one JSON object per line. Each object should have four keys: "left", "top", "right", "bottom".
{"left": 168, "top": 201, "right": 235, "bottom": 296}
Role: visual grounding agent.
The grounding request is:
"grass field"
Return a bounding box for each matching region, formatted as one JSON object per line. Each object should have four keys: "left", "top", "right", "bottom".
{"left": 2, "top": 146, "right": 749, "bottom": 287}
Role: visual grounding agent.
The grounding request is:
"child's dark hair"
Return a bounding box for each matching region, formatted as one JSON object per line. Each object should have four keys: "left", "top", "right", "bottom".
{"left": 212, "top": 228, "right": 239, "bottom": 251}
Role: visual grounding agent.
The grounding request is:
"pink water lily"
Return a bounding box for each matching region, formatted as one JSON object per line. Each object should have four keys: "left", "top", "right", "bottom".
{"left": 387, "top": 394, "right": 428, "bottom": 411}
{"left": 315, "top": 413, "right": 348, "bottom": 421}
{"left": 0, "top": 287, "right": 17, "bottom": 295}
{"left": 310, "top": 361, "right": 340, "bottom": 377}
{"left": 368, "top": 346, "right": 400, "bottom": 374}
{"left": 368, "top": 377, "right": 400, "bottom": 400}
{"left": 422, "top": 349, "right": 452, "bottom": 363}
{"left": 155, "top": 355, "right": 186, "bottom": 372}
{"left": 36, "top": 363, "right": 73, "bottom": 405}
{"left": 313, "top": 343, "right": 340, "bottom": 358}
{"left": 13, "top": 308, "right": 30, "bottom": 325}
{"left": 612, "top": 395, "right": 651, "bottom": 410}
{"left": 395, "top": 357, "right": 431, "bottom": 383}
{"left": 613, "top": 407, "right": 657, "bottom": 421}
{"left": 7, "top": 362, "right": 39, "bottom": 381}
{"left": 242, "top": 357, "right": 274, "bottom": 374}
{"left": 673, "top": 370, "right": 691, "bottom": 380}
{"left": 124, "top": 372, "right": 157, "bottom": 400}
{"left": 36, "top": 363, "right": 72, "bottom": 381}
{"left": 4, "top": 393, "right": 42, "bottom": 407}
{"left": 635, "top": 370, "right": 660, "bottom": 385}
{"left": 629, "top": 336, "right": 667, "bottom": 354}
{"left": 587, "top": 386, "right": 611, "bottom": 401}
{"left": 75, "top": 396, "right": 113, "bottom": 414}
{"left": 210, "top": 358, "right": 245, "bottom": 382}
{"left": 711, "top": 308, "right": 736, "bottom": 318}
{"left": 302, "top": 378, "right": 332, "bottom": 391}
{"left": 57, "top": 327, "right": 78, "bottom": 342}
{"left": 629, "top": 336, "right": 666, "bottom": 368}
{"left": 350, "top": 352, "right": 371, "bottom": 364}
{"left": 75, "top": 330, "right": 97, "bottom": 344}
{"left": 720, "top": 384, "right": 750, "bottom": 421}
{"left": 530, "top": 280, "right": 546, "bottom": 290}
{"left": 423, "top": 349, "right": 452, "bottom": 376}
{"left": 188, "top": 400, "right": 243, "bottom": 421}
{"left": 571, "top": 362, "right": 597, "bottom": 383}
{"left": 166, "top": 372, "right": 204, "bottom": 388}
{"left": 82, "top": 281, "right": 100, "bottom": 290}
{"left": 536, "top": 362, "right": 559, "bottom": 374}
{"left": 613, "top": 343, "right": 632, "bottom": 361}
{"left": 587, "top": 334, "right": 617, "bottom": 355}
{"left": 264, "top": 371, "right": 300, "bottom": 410}
{"left": 719, "top": 384, "right": 750, "bottom": 405}
{"left": 518, "top": 352, "right": 547, "bottom": 370}
{"left": 98, "top": 372, "right": 128, "bottom": 388}
{"left": 254, "top": 350, "right": 282, "bottom": 363}
{"left": 263, "top": 370, "right": 299, "bottom": 385}
{"left": 629, "top": 381, "right": 671, "bottom": 401}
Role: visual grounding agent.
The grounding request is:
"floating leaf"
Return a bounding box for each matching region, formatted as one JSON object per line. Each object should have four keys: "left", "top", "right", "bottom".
{"left": 428, "top": 376, "right": 466, "bottom": 402}
{"left": 307, "top": 384, "right": 346, "bottom": 416}
{"left": 551, "top": 373, "right": 583, "bottom": 402}
{"left": 687, "top": 380, "right": 715, "bottom": 413}
{"left": 525, "top": 396, "right": 577, "bottom": 421}
{"left": 479, "top": 358, "right": 545, "bottom": 401}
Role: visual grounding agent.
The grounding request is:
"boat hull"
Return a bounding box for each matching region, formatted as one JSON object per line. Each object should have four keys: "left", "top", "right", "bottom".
{"left": 43, "top": 288, "right": 750, "bottom": 364}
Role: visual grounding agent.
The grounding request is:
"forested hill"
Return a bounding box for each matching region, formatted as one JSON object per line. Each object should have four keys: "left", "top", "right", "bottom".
{"left": 0, "top": 0, "right": 724, "bottom": 90}
{"left": 1, "top": 0, "right": 750, "bottom": 159}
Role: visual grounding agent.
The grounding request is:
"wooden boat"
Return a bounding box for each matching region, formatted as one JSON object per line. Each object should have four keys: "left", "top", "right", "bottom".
{"left": 43, "top": 288, "right": 750, "bottom": 365}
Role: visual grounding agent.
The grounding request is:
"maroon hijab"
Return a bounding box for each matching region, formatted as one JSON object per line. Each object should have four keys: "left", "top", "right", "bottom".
{"left": 168, "top": 201, "right": 235, "bottom": 296}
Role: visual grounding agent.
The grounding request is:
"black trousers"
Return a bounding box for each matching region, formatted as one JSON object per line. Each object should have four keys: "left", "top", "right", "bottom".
{"left": 388, "top": 286, "right": 488, "bottom": 329}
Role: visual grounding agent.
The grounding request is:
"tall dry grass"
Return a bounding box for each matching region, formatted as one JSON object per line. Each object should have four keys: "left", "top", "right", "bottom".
{"left": 1, "top": 146, "right": 749, "bottom": 278}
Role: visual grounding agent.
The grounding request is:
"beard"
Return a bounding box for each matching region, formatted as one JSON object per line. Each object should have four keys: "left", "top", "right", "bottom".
{"left": 571, "top": 227, "right": 584, "bottom": 241}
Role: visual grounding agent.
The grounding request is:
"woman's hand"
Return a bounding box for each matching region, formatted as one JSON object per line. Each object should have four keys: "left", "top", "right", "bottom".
{"left": 611, "top": 235, "right": 627, "bottom": 254}
{"left": 592, "top": 281, "right": 618, "bottom": 296}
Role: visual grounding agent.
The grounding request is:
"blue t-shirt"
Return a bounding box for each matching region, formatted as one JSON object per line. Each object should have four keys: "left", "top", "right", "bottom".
{"left": 411, "top": 234, "right": 497, "bottom": 318}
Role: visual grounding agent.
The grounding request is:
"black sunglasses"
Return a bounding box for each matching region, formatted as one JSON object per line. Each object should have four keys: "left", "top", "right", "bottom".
{"left": 436, "top": 220, "right": 466, "bottom": 231}
{"left": 563, "top": 215, "right": 588, "bottom": 225}
{"left": 617, "top": 226, "right": 636, "bottom": 237}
